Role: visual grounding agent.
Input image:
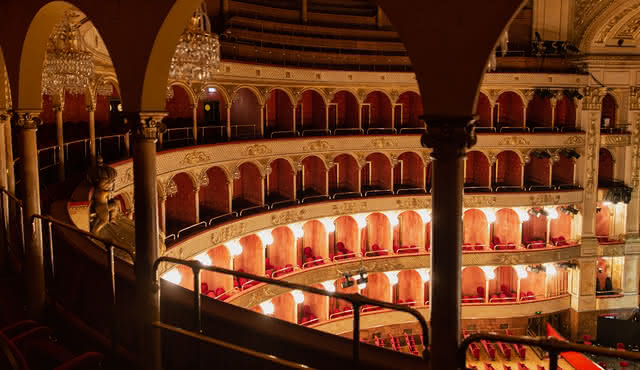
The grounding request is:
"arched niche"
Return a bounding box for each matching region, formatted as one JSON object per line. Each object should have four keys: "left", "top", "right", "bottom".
{"left": 201, "top": 245, "right": 233, "bottom": 297}
{"left": 493, "top": 150, "right": 522, "bottom": 189}
{"left": 267, "top": 226, "right": 296, "bottom": 274}
{"left": 398, "top": 211, "right": 424, "bottom": 250}
{"left": 601, "top": 94, "right": 617, "bottom": 129}
{"left": 267, "top": 158, "right": 295, "bottom": 203}
{"left": 519, "top": 269, "right": 545, "bottom": 299}
{"left": 362, "top": 153, "right": 391, "bottom": 191}
{"left": 463, "top": 209, "right": 489, "bottom": 247}
{"left": 397, "top": 91, "right": 423, "bottom": 129}
{"left": 198, "top": 85, "right": 229, "bottom": 142}
{"left": 525, "top": 93, "right": 552, "bottom": 129}
{"left": 164, "top": 84, "right": 193, "bottom": 129}
{"left": 235, "top": 234, "right": 265, "bottom": 278}
{"left": 465, "top": 151, "right": 490, "bottom": 187}
{"left": 596, "top": 203, "right": 612, "bottom": 239}
{"left": 488, "top": 266, "right": 516, "bottom": 301}
{"left": 496, "top": 91, "right": 524, "bottom": 128}
{"left": 476, "top": 93, "right": 492, "bottom": 128}
{"left": 230, "top": 87, "right": 261, "bottom": 139}
{"left": 302, "top": 284, "right": 328, "bottom": 323}
{"left": 299, "top": 155, "right": 327, "bottom": 197}
{"left": 552, "top": 154, "right": 575, "bottom": 186}
{"left": 297, "top": 90, "right": 326, "bottom": 133}
{"left": 550, "top": 208, "right": 573, "bottom": 244}
{"left": 302, "top": 220, "right": 328, "bottom": 266}
{"left": 329, "top": 154, "right": 359, "bottom": 194}
{"left": 362, "top": 273, "right": 391, "bottom": 303}
{"left": 233, "top": 162, "right": 264, "bottom": 210}
{"left": 165, "top": 172, "right": 197, "bottom": 234}
{"left": 363, "top": 91, "right": 392, "bottom": 131}
{"left": 555, "top": 94, "right": 576, "bottom": 129}
{"left": 598, "top": 148, "right": 614, "bottom": 186}
{"left": 364, "top": 212, "right": 392, "bottom": 254}
{"left": 461, "top": 266, "right": 486, "bottom": 301}
{"left": 331, "top": 90, "right": 359, "bottom": 131}
{"left": 199, "top": 166, "right": 231, "bottom": 221}
{"left": 524, "top": 154, "right": 550, "bottom": 187}
{"left": 394, "top": 152, "right": 424, "bottom": 191}
{"left": 273, "top": 292, "right": 296, "bottom": 323}
{"left": 333, "top": 216, "right": 358, "bottom": 259}
{"left": 397, "top": 270, "right": 424, "bottom": 305}
{"left": 493, "top": 208, "right": 520, "bottom": 247}
{"left": 522, "top": 210, "right": 547, "bottom": 248}
{"left": 265, "top": 88, "right": 294, "bottom": 135}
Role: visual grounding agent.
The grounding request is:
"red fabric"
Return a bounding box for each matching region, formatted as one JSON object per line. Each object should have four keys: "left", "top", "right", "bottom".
{"left": 546, "top": 323, "right": 600, "bottom": 370}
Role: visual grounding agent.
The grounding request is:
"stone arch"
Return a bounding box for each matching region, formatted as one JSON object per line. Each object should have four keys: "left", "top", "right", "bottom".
{"left": 200, "top": 165, "right": 232, "bottom": 220}
{"left": 201, "top": 83, "right": 230, "bottom": 105}
{"left": 266, "top": 87, "right": 295, "bottom": 106}
{"left": 297, "top": 87, "right": 328, "bottom": 105}
{"left": 231, "top": 85, "right": 265, "bottom": 106}
{"left": 168, "top": 81, "right": 196, "bottom": 105}
{"left": 331, "top": 89, "right": 360, "bottom": 130}
{"left": 265, "top": 87, "right": 295, "bottom": 135}
{"left": 476, "top": 91, "right": 492, "bottom": 127}
{"left": 234, "top": 160, "right": 266, "bottom": 178}
{"left": 363, "top": 90, "right": 393, "bottom": 130}
{"left": 396, "top": 91, "right": 424, "bottom": 129}
{"left": 496, "top": 90, "right": 525, "bottom": 128}
{"left": 465, "top": 150, "right": 491, "bottom": 187}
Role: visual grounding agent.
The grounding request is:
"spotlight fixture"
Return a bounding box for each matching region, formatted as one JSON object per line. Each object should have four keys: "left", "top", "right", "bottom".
{"left": 341, "top": 273, "right": 354, "bottom": 289}
{"left": 528, "top": 207, "right": 548, "bottom": 218}
{"left": 559, "top": 149, "right": 581, "bottom": 160}
{"left": 560, "top": 205, "right": 579, "bottom": 215}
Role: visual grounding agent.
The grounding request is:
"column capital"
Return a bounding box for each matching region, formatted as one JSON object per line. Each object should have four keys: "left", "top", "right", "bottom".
{"left": 130, "top": 112, "right": 167, "bottom": 141}
{"left": 0, "top": 111, "right": 9, "bottom": 123}
{"left": 580, "top": 87, "right": 607, "bottom": 111}
{"left": 419, "top": 115, "right": 477, "bottom": 158}
{"left": 52, "top": 104, "right": 64, "bottom": 113}
{"left": 11, "top": 111, "right": 41, "bottom": 130}
{"left": 86, "top": 104, "right": 96, "bottom": 113}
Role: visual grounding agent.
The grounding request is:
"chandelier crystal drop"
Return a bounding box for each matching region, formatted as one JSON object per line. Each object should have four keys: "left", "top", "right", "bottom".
{"left": 95, "top": 79, "right": 114, "bottom": 96}
{"left": 168, "top": 2, "right": 220, "bottom": 85}
{"left": 42, "top": 12, "right": 95, "bottom": 96}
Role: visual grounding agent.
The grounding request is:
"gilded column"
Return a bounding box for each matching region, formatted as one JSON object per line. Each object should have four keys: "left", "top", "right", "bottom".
{"left": 13, "top": 112, "right": 45, "bottom": 320}
{"left": 226, "top": 104, "right": 232, "bottom": 141}
{"left": 625, "top": 88, "right": 640, "bottom": 245}
{"left": 53, "top": 102, "right": 65, "bottom": 181}
{"left": 259, "top": 104, "right": 265, "bottom": 138}
{"left": 192, "top": 104, "right": 198, "bottom": 144}
{"left": 421, "top": 115, "right": 476, "bottom": 367}
{"left": 87, "top": 104, "right": 97, "bottom": 166}
{"left": 193, "top": 185, "right": 200, "bottom": 223}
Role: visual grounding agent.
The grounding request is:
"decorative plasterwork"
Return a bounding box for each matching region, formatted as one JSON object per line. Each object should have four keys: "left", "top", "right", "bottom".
{"left": 529, "top": 194, "right": 561, "bottom": 206}
{"left": 601, "top": 134, "right": 631, "bottom": 146}
{"left": 594, "top": 2, "right": 640, "bottom": 43}
{"left": 497, "top": 136, "right": 530, "bottom": 146}
{"left": 242, "top": 144, "right": 272, "bottom": 156}
{"left": 179, "top": 150, "right": 212, "bottom": 166}
{"left": 271, "top": 209, "right": 306, "bottom": 226}
{"left": 463, "top": 196, "right": 497, "bottom": 208}
{"left": 302, "top": 140, "right": 333, "bottom": 152}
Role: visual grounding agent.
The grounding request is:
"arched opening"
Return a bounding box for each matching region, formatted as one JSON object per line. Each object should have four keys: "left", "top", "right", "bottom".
{"left": 297, "top": 89, "right": 327, "bottom": 135}
{"left": 493, "top": 208, "right": 520, "bottom": 249}
{"left": 524, "top": 153, "right": 551, "bottom": 189}
{"left": 492, "top": 150, "right": 522, "bottom": 191}
{"left": 397, "top": 91, "right": 424, "bottom": 131}
{"left": 331, "top": 90, "right": 359, "bottom": 134}
{"left": 331, "top": 278, "right": 358, "bottom": 316}
{"left": 555, "top": 94, "right": 576, "bottom": 131}
{"left": 165, "top": 172, "right": 197, "bottom": 235}
{"left": 363, "top": 212, "right": 392, "bottom": 256}
{"left": 164, "top": 84, "right": 194, "bottom": 147}
{"left": 476, "top": 93, "right": 492, "bottom": 129}
{"left": 496, "top": 91, "right": 524, "bottom": 130}
{"left": 394, "top": 152, "right": 425, "bottom": 193}
{"left": 97, "top": 82, "right": 124, "bottom": 161}
{"left": 273, "top": 292, "right": 296, "bottom": 323}
{"left": 301, "top": 220, "right": 328, "bottom": 268}
{"left": 230, "top": 87, "right": 261, "bottom": 139}
{"left": 199, "top": 85, "right": 228, "bottom": 143}
{"left": 601, "top": 93, "right": 617, "bottom": 131}
{"left": 361, "top": 273, "right": 391, "bottom": 303}
{"left": 267, "top": 226, "right": 296, "bottom": 277}
{"left": 363, "top": 91, "right": 392, "bottom": 133}
{"left": 199, "top": 166, "right": 231, "bottom": 223}
{"left": 301, "top": 284, "right": 328, "bottom": 324}
{"left": 598, "top": 148, "right": 614, "bottom": 187}
{"left": 333, "top": 216, "right": 358, "bottom": 260}
{"left": 235, "top": 234, "right": 265, "bottom": 289}
{"left": 397, "top": 270, "right": 424, "bottom": 306}
{"left": 596, "top": 202, "right": 612, "bottom": 242}
{"left": 233, "top": 162, "right": 264, "bottom": 212}
{"left": 329, "top": 154, "right": 360, "bottom": 196}
{"left": 526, "top": 93, "right": 552, "bottom": 131}
{"left": 552, "top": 152, "right": 576, "bottom": 187}
{"left": 265, "top": 88, "right": 294, "bottom": 137}
{"left": 298, "top": 155, "right": 327, "bottom": 199}
{"left": 550, "top": 207, "right": 573, "bottom": 246}
{"left": 397, "top": 210, "right": 424, "bottom": 254}
{"left": 267, "top": 158, "right": 295, "bottom": 206}
{"left": 200, "top": 245, "right": 233, "bottom": 299}
{"left": 361, "top": 153, "right": 392, "bottom": 194}
{"left": 522, "top": 208, "right": 547, "bottom": 248}
{"left": 596, "top": 257, "right": 623, "bottom": 295}
{"left": 464, "top": 151, "right": 490, "bottom": 191}
{"left": 518, "top": 268, "right": 544, "bottom": 301}
{"left": 463, "top": 209, "right": 489, "bottom": 250}
{"left": 461, "top": 267, "right": 486, "bottom": 304}
{"left": 488, "top": 266, "right": 516, "bottom": 303}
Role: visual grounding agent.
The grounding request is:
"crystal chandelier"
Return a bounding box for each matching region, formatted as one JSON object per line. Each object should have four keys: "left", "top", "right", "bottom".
{"left": 42, "top": 12, "right": 95, "bottom": 96}
{"left": 168, "top": 2, "right": 220, "bottom": 85}
{"left": 95, "top": 78, "right": 114, "bottom": 96}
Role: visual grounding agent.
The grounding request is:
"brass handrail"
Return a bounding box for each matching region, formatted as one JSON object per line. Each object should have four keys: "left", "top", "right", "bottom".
{"left": 153, "top": 256, "right": 430, "bottom": 369}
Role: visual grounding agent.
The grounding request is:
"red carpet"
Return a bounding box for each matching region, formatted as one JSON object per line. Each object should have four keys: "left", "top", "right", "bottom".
{"left": 546, "top": 324, "right": 600, "bottom": 370}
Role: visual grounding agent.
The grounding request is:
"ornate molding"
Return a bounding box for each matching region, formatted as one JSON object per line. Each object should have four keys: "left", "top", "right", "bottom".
{"left": 563, "top": 135, "right": 586, "bottom": 145}
{"left": 370, "top": 137, "right": 398, "bottom": 149}
{"left": 331, "top": 201, "right": 368, "bottom": 215}
{"left": 134, "top": 113, "right": 166, "bottom": 141}
{"left": 395, "top": 197, "right": 431, "bottom": 210}
{"left": 242, "top": 144, "right": 272, "bottom": 156}
{"left": 303, "top": 140, "right": 333, "bottom": 152}
{"left": 529, "top": 194, "right": 561, "bottom": 206}
{"left": 601, "top": 134, "right": 631, "bottom": 146}
{"left": 11, "top": 111, "right": 41, "bottom": 129}
{"left": 271, "top": 209, "right": 306, "bottom": 226}
{"left": 179, "top": 150, "right": 212, "bottom": 166}
{"left": 463, "top": 196, "right": 497, "bottom": 208}
{"left": 210, "top": 222, "right": 247, "bottom": 246}
{"left": 497, "top": 136, "right": 531, "bottom": 146}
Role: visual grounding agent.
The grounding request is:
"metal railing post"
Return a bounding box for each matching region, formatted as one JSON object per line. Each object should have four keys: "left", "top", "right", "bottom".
{"left": 106, "top": 244, "right": 118, "bottom": 365}
{"left": 548, "top": 350, "right": 558, "bottom": 370}
{"left": 46, "top": 220, "right": 55, "bottom": 303}
{"left": 192, "top": 265, "right": 202, "bottom": 333}
{"left": 352, "top": 303, "right": 360, "bottom": 370}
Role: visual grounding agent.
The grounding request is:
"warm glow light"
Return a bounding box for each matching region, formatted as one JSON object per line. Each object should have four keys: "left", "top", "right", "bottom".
{"left": 602, "top": 201, "right": 613, "bottom": 206}
{"left": 357, "top": 281, "right": 367, "bottom": 290}
{"left": 417, "top": 209, "right": 431, "bottom": 223}
{"left": 480, "top": 266, "right": 496, "bottom": 280}
{"left": 482, "top": 208, "right": 496, "bottom": 223}
{"left": 162, "top": 269, "right": 182, "bottom": 285}
{"left": 417, "top": 268, "right": 430, "bottom": 282}
{"left": 260, "top": 300, "right": 275, "bottom": 315}
{"left": 515, "top": 208, "right": 529, "bottom": 222}
{"left": 321, "top": 218, "right": 336, "bottom": 233}
{"left": 291, "top": 290, "right": 305, "bottom": 304}
{"left": 226, "top": 239, "right": 243, "bottom": 256}
{"left": 290, "top": 223, "right": 304, "bottom": 239}
{"left": 514, "top": 265, "right": 528, "bottom": 279}
{"left": 545, "top": 207, "right": 559, "bottom": 220}
{"left": 194, "top": 252, "right": 211, "bottom": 266}
{"left": 385, "top": 211, "right": 399, "bottom": 227}
{"left": 354, "top": 213, "right": 368, "bottom": 229}
{"left": 544, "top": 263, "right": 557, "bottom": 276}
{"left": 384, "top": 271, "right": 399, "bottom": 285}
{"left": 321, "top": 280, "right": 336, "bottom": 293}
{"left": 208, "top": 87, "right": 217, "bottom": 93}
{"left": 257, "top": 229, "right": 274, "bottom": 246}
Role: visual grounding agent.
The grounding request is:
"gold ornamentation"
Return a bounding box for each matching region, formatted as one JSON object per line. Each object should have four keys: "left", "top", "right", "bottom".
{"left": 563, "top": 136, "right": 585, "bottom": 145}
{"left": 600, "top": 244, "right": 624, "bottom": 256}
{"left": 303, "top": 140, "right": 333, "bottom": 152}
{"left": 271, "top": 209, "right": 306, "bottom": 225}
{"left": 395, "top": 197, "right": 431, "bottom": 210}
{"left": 463, "top": 196, "right": 497, "bottom": 208}
{"left": 180, "top": 150, "right": 212, "bottom": 165}
{"left": 497, "top": 136, "right": 530, "bottom": 146}
{"left": 210, "top": 222, "right": 247, "bottom": 246}
{"left": 242, "top": 144, "right": 272, "bottom": 156}
{"left": 529, "top": 194, "right": 561, "bottom": 206}
{"left": 370, "top": 137, "right": 397, "bottom": 149}
{"left": 601, "top": 135, "right": 630, "bottom": 146}
{"left": 332, "top": 201, "right": 368, "bottom": 215}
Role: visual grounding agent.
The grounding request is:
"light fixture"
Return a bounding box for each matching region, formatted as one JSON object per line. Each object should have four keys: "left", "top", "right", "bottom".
{"left": 353, "top": 213, "right": 368, "bottom": 229}
{"left": 545, "top": 207, "right": 559, "bottom": 220}
{"left": 208, "top": 87, "right": 217, "bottom": 93}
{"left": 260, "top": 300, "right": 275, "bottom": 315}
{"left": 480, "top": 266, "right": 496, "bottom": 280}
{"left": 514, "top": 265, "right": 528, "bottom": 279}
{"left": 416, "top": 268, "right": 430, "bottom": 282}
{"left": 384, "top": 271, "right": 399, "bottom": 285}
{"left": 42, "top": 11, "right": 95, "bottom": 96}
{"left": 515, "top": 208, "right": 529, "bottom": 222}
{"left": 482, "top": 208, "right": 496, "bottom": 223}
{"left": 385, "top": 211, "right": 399, "bottom": 227}
{"left": 291, "top": 290, "right": 305, "bottom": 304}
{"left": 290, "top": 223, "right": 304, "bottom": 239}
{"left": 602, "top": 201, "right": 613, "bottom": 207}
{"left": 320, "top": 218, "right": 335, "bottom": 233}
{"left": 544, "top": 263, "right": 557, "bottom": 276}
{"left": 416, "top": 209, "right": 431, "bottom": 224}
{"left": 356, "top": 270, "right": 368, "bottom": 290}
{"left": 226, "top": 239, "right": 243, "bottom": 256}
{"left": 321, "top": 280, "right": 336, "bottom": 293}
{"left": 94, "top": 78, "right": 114, "bottom": 96}
{"left": 194, "top": 252, "right": 211, "bottom": 266}
{"left": 341, "top": 275, "right": 354, "bottom": 289}
{"left": 257, "top": 230, "right": 274, "bottom": 246}
{"left": 162, "top": 269, "right": 182, "bottom": 285}
{"left": 168, "top": 2, "right": 220, "bottom": 85}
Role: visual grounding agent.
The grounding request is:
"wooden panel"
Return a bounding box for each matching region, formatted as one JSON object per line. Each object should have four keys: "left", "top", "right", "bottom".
{"left": 201, "top": 245, "right": 233, "bottom": 293}
{"left": 268, "top": 226, "right": 296, "bottom": 269}
{"left": 363, "top": 273, "right": 391, "bottom": 302}
{"left": 494, "top": 208, "right": 520, "bottom": 245}
{"left": 273, "top": 293, "right": 296, "bottom": 323}
{"left": 596, "top": 204, "right": 611, "bottom": 237}
{"left": 367, "top": 212, "right": 392, "bottom": 252}
{"left": 334, "top": 216, "right": 359, "bottom": 255}
{"left": 235, "top": 234, "right": 265, "bottom": 276}
{"left": 399, "top": 211, "right": 424, "bottom": 248}
{"left": 366, "top": 153, "right": 391, "bottom": 189}
{"left": 303, "top": 220, "right": 329, "bottom": 259}
{"left": 200, "top": 167, "right": 231, "bottom": 216}
{"left": 463, "top": 209, "right": 489, "bottom": 245}
{"left": 550, "top": 212, "right": 572, "bottom": 240}
{"left": 462, "top": 266, "right": 486, "bottom": 296}
{"left": 398, "top": 270, "right": 424, "bottom": 304}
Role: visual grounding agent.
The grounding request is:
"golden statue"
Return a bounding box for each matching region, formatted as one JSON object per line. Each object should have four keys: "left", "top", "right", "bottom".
{"left": 87, "top": 156, "right": 119, "bottom": 234}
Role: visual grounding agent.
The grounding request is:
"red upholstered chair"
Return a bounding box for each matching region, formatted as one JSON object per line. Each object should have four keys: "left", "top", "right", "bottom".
{"left": 490, "top": 294, "right": 498, "bottom": 302}
{"left": 620, "top": 361, "right": 629, "bottom": 368}
{"left": 304, "top": 247, "right": 313, "bottom": 257}
{"left": 215, "top": 288, "right": 225, "bottom": 297}
{"left": 617, "top": 342, "right": 626, "bottom": 351}
{"left": 336, "top": 242, "right": 345, "bottom": 251}
{"left": 477, "top": 286, "right": 485, "bottom": 298}
{"left": 201, "top": 282, "right": 209, "bottom": 294}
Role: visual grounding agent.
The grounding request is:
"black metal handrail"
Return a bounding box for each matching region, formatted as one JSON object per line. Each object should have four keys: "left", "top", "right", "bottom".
{"left": 152, "top": 256, "right": 430, "bottom": 369}
{"left": 0, "top": 188, "right": 25, "bottom": 259}
{"left": 458, "top": 332, "right": 640, "bottom": 370}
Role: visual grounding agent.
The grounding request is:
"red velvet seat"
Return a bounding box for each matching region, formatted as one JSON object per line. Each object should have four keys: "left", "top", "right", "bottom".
{"left": 617, "top": 342, "right": 626, "bottom": 351}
